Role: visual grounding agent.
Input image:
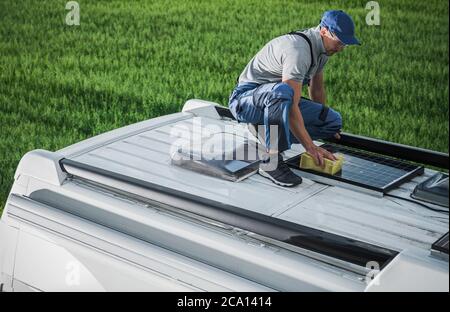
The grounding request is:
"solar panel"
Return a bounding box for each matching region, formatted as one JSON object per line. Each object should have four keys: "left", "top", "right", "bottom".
{"left": 286, "top": 143, "right": 424, "bottom": 193}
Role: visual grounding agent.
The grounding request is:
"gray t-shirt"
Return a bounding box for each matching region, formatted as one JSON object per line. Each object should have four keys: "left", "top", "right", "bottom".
{"left": 238, "top": 26, "right": 328, "bottom": 84}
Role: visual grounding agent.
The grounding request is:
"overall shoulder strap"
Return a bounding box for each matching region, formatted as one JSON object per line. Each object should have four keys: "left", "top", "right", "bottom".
{"left": 287, "top": 30, "right": 315, "bottom": 69}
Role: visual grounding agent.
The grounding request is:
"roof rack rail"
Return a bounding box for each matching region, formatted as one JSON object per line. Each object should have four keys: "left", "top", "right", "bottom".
{"left": 60, "top": 158, "right": 398, "bottom": 270}
{"left": 325, "top": 133, "right": 449, "bottom": 169}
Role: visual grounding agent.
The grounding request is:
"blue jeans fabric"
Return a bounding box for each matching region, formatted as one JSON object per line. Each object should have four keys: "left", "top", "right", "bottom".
{"left": 228, "top": 82, "right": 342, "bottom": 152}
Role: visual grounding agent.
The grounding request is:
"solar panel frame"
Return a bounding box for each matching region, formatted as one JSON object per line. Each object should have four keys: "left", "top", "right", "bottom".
{"left": 286, "top": 143, "right": 425, "bottom": 194}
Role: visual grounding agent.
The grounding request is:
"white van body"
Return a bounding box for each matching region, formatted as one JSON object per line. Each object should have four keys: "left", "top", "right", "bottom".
{"left": 0, "top": 100, "right": 448, "bottom": 292}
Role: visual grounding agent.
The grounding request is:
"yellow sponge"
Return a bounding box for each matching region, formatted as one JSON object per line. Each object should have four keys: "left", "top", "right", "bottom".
{"left": 299, "top": 152, "right": 344, "bottom": 175}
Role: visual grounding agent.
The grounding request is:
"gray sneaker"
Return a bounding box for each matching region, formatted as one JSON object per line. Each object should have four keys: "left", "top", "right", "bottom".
{"left": 259, "top": 154, "right": 302, "bottom": 187}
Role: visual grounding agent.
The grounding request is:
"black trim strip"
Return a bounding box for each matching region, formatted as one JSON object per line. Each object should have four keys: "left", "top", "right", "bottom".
{"left": 215, "top": 106, "right": 235, "bottom": 120}
{"left": 60, "top": 158, "right": 398, "bottom": 269}
{"left": 326, "top": 133, "right": 449, "bottom": 169}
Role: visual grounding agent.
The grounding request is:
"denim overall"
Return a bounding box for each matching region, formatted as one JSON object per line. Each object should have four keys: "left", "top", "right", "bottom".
{"left": 228, "top": 31, "right": 342, "bottom": 152}
{"left": 228, "top": 81, "right": 342, "bottom": 152}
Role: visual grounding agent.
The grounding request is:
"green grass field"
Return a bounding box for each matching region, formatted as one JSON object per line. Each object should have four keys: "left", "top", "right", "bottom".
{"left": 0, "top": 0, "right": 448, "bottom": 215}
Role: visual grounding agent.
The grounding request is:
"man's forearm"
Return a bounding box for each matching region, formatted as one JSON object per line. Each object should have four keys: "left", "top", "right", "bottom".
{"left": 309, "top": 86, "right": 326, "bottom": 104}
{"left": 289, "top": 104, "right": 314, "bottom": 149}
{"left": 309, "top": 71, "right": 326, "bottom": 104}
{"left": 283, "top": 79, "right": 315, "bottom": 149}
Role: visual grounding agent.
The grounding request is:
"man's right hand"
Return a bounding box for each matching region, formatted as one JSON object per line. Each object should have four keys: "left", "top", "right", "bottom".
{"left": 305, "top": 144, "right": 337, "bottom": 167}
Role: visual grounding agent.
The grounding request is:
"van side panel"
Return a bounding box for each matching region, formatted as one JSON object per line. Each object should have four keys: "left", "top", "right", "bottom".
{"left": 0, "top": 220, "right": 19, "bottom": 292}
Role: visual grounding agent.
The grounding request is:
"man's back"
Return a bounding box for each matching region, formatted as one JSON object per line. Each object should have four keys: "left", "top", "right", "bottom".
{"left": 238, "top": 26, "right": 328, "bottom": 85}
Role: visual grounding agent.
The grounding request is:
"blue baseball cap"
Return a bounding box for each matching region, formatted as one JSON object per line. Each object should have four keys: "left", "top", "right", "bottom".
{"left": 320, "top": 10, "right": 361, "bottom": 45}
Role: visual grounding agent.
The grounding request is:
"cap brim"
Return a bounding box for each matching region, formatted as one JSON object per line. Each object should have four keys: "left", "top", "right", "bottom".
{"left": 338, "top": 34, "right": 361, "bottom": 46}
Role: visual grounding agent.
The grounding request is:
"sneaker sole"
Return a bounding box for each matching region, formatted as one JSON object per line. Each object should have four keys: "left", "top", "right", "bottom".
{"left": 258, "top": 169, "right": 301, "bottom": 187}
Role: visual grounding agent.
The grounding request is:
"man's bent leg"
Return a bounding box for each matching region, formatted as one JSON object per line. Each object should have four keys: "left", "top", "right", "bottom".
{"left": 249, "top": 82, "right": 296, "bottom": 153}
{"left": 228, "top": 81, "right": 302, "bottom": 187}
{"left": 249, "top": 82, "right": 302, "bottom": 186}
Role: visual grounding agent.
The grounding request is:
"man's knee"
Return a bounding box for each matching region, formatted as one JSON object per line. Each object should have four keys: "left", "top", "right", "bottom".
{"left": 327, "top": 109, "right": 342, "bottom": 131}
{"left": 253, "top": 82, "right": 293, "bottom": 122}
{"left": 270, "top": 82, "right": 294, "bottom": 104}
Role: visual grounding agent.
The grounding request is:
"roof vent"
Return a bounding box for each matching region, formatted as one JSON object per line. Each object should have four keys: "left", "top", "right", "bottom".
{"left": 171, "top": 132, "right": 262, "bottom": 182}
{"left": 411, "top": 173, "right": 449, "bottom": 208}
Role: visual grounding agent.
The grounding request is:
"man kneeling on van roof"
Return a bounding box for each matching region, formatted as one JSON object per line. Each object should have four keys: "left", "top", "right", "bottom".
{"left": 228, "top": 10, "right": 361, "bottom": 187}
